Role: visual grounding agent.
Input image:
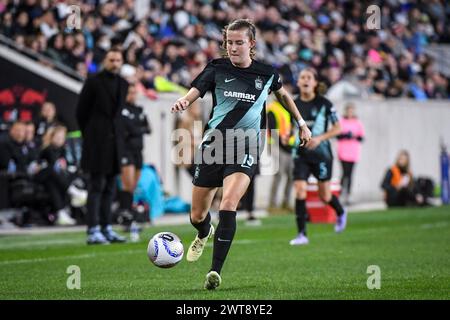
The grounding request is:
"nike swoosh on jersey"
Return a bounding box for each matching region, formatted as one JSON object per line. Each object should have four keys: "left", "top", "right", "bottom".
{"left": 224, "top": 78, "right": 236, "bottom": 83}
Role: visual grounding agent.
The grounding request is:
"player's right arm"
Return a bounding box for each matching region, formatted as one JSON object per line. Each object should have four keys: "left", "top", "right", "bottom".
{"left": 172, "top": 61, "right": 215, "bottom": 114}
{"left": 171, "top": 88, "right": 201, "bottom": 113}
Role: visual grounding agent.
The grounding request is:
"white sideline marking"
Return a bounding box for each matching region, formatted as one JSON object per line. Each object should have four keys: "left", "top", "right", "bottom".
{"left": 420, "top": 221, "right": 449, "bottom": 229}
{"left": 0, "top": 249, "right": 142, "bottom": 266}
{"left": 0, "top": 240, "right": 259, "bottom": 266}
{"left": 2, "top": 218, "right": 448, "bottom": 266}
{"left": 0, "top": 253, "right": 96, "bottom": 266}
{"left": 205, "top": 239, "right": 257, "bottom": 247}
{"left": 0, "top": 239, "right": 81, "bottom": 249}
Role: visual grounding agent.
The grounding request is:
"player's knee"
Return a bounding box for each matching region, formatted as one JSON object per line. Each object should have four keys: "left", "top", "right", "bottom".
{"left": 296, "top": 190, "right": 307, "bottom": 199}
{"left": 121, "top": 175, "right": 134, "bottom": 191}
{"left": 294, "top": 184, "right": 307, "bottom": 199}
{"left": 319, "top": 192, "right": 331, "bottom": 203}
{"left": 190, "top": 206, "right": 207, "bottom": 223}
{"left": 190, "top": 211, "right": 206, "bottom": 224}
{"left": 122, "top": 184, "right": 132, "bottom": 192}
{"left": 220, "top": 196, "right": 239, "bottom": 211}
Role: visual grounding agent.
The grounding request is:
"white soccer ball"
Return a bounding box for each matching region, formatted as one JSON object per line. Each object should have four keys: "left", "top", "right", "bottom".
{"left": 147, "top": 232, "right": 184, "bottom": 268}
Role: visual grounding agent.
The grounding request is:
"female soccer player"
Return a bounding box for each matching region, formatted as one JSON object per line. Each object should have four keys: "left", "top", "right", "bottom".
{"left": 117, "top": 83, "right": 151, "bottom": 228}
{"left": 171, "top": 19, "right": 311, "bottom": 290}
{"left": 290, "top": 68, "right": 347, "bottom": 246}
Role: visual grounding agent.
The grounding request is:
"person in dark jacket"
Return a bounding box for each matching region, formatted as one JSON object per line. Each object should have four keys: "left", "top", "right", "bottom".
{"left": 76, "top": 47, "right": 129, "bottom": 245}
{"left": 117, "top": 83, "right": 151, "bottom": 227}
{"left": 0, "top": 121, "right": 28, "bottom": 173}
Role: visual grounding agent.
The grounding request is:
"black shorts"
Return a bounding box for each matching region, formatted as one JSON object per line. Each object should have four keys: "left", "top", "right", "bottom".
{"left": 293, "top": 156, "right": 332, "bottom": 181}
{"left": 120, "top": 149, "right": 143, "bottom": 169}
{"left": 192, "top": 156, "right": 259, "bottom": 188}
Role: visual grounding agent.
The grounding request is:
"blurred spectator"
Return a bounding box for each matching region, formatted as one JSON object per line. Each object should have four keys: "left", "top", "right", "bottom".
{"left": 117, "top": 83, "right": 151, "bottom": 229}
{"left": 39, "top": 9, "right": 58, "bottom": 39}
{"left": 381, "top": 150, "right": 424, "bottom": 207}
{"left": 0, "top": 1, "right": 448, "bottom": 99}
{"left": 35, "top": 101, "right": 58, "bottom": 143}
{"left": 45, "top": 33, "right": 65, "bottom": 63}
{"left": 23, "top": 121, "right": 40, "bottom": 174}
{"left": 0, "top": 121, "right": 28, "bottom": 173}
{"left": 36, "top": 125, "right": 86, "bottom": 225}
{"left": 337, "top": 102, "right": 365, "bottom": 205}
{"left": 278, "top": 44, "right": 307, "bottom": 92}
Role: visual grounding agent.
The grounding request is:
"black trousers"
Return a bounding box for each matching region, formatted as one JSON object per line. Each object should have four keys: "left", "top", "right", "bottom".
{"left": 86, "top": 173, "right": 116, "bottom": 228}
{"left": 340, "top": 161, "right": 355, "bottom": 195}
{"left": 386, "top": 187, "right": 417, "bottom": 207}
{"left": 36, "top": 169, "right": 70, "bottom": 212}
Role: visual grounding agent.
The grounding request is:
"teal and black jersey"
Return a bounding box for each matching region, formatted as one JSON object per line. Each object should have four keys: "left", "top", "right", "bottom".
{"left": 190, "top": 58, "right": 280, "bottom": 182}
{"left": 192, "top": 58, "right": 282, "bottom": 139}
{"left": 293, "top": 95, "right": 339, "bottom": 162}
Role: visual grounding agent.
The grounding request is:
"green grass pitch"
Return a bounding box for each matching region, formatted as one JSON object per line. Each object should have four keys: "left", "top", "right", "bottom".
{"left": 0, "top": 206, "right": 449, "bottom": 300}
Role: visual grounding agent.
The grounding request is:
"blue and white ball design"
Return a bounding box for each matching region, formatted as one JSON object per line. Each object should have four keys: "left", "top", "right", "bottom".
{"left": 147, "top": 232, "right": 184, "bottom": 268}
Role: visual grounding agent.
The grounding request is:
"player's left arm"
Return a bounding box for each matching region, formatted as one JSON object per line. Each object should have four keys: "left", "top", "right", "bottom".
{"left": 316, "top": 122, "right": 341, "bottom": 141}
{"left": 274, "top": 87, "right": 311, "bottom": 144}
{"left": 305, "top": 104, "right": 341, "bottom": 150}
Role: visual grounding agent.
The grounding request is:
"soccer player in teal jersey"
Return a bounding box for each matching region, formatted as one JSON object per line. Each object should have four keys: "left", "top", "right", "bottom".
{"left": 171, "top": 19, "right": 311, "bottom": 290}
{"left": 290, "top": 68, "right": 347, "bottom": 246}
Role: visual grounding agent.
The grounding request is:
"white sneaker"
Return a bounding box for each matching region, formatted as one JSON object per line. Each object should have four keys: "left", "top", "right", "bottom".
{"left": 289, "top": 233, "right": 309, "bottom": 245}
{"left": 204, "top": 271, "right": 221, "bottom": 290}
{"left": 56, "top": 208, "right": 76, "bottom": 226}
{"left": 68, "top": 184, "right": 86, "bottom": 197}
{"left": 186, "top": 224, "right": 214, "bottom": 262}
{"left": 68, "top": 185, "right": 88, "bottom": 207}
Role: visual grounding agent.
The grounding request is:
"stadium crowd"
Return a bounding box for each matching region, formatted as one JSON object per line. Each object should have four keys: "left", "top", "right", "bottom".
{"left": 0, "top": 0, "right": 449, "bottom": 100}
{"left": 0, "top": 101, "right": 88, "bottom": 226}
